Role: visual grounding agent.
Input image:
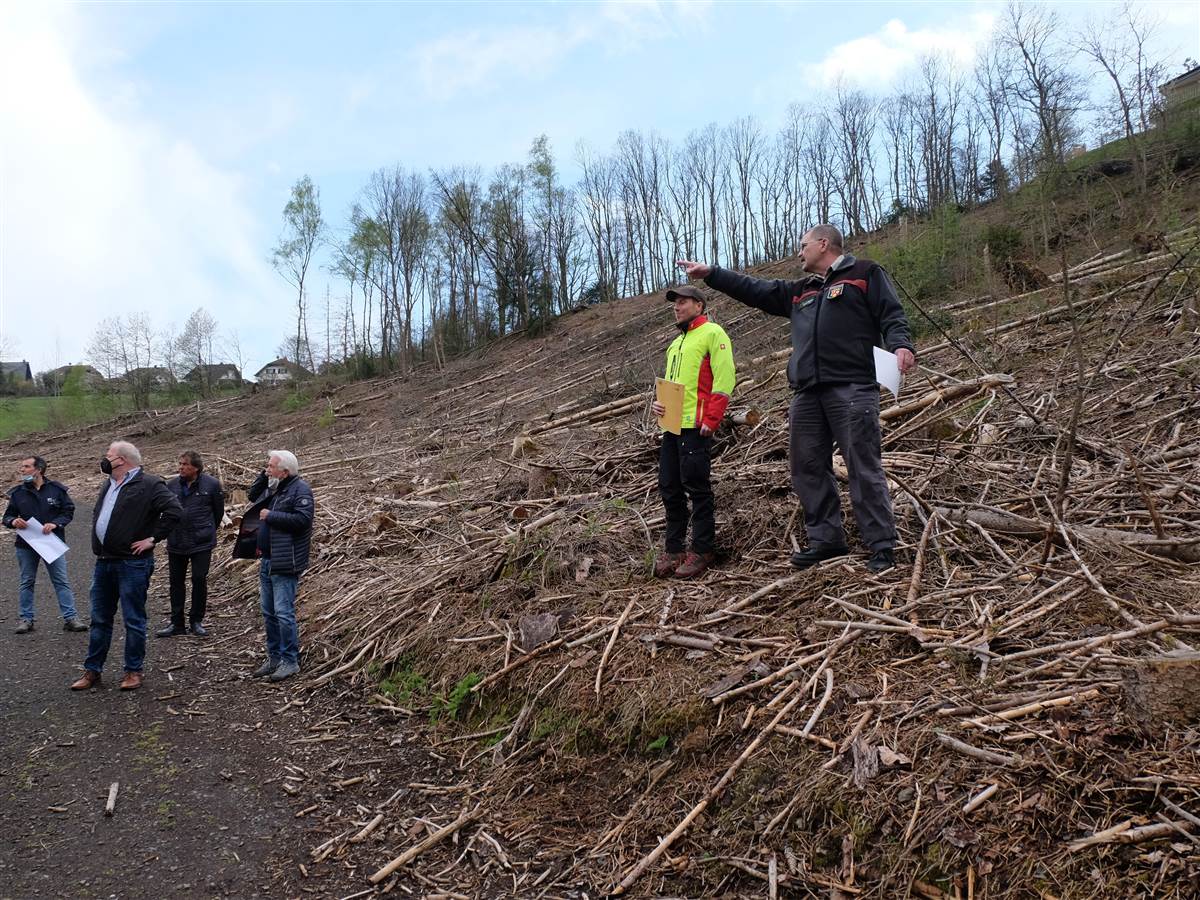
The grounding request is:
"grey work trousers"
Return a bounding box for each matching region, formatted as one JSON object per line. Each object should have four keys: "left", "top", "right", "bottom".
{"left": 788, "top": 383, "right": 896, "bottom": 551}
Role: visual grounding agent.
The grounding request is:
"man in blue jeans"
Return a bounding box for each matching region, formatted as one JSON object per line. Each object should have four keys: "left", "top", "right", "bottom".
{"left": 233, "top": 449, "right": 314, "bottom": 683}
{"left": 70, "top": 441, "right": 181, "bottom": 692}
{"left": 3, "top": 455, "right": 88, "bottom": 633}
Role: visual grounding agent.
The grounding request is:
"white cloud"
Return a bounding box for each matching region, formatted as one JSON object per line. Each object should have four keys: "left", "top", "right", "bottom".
{"left": 0, "top": 4, "right": 282, "bottom": 372}
{"left": 816, "top": 13, "right": 998, "bottom": 88}
{"left": 414, "top": 0, "right": 715, "bottom": 100}
{"left": 416, "top": 23, "right": 592, "bottom": 101}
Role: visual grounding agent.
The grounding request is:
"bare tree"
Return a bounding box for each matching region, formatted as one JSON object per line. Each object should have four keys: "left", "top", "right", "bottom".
{"left": 999, "top": 1, "right": 1084, "bottom": 172}
{"left": 1076, "top": 2, "right": 1167, "bottom": 188}
{"left": 272, "top": 175, "right": 324, "bottom": 374}
{"left": 177, "top": 308, "right": 219, "bottom": 397}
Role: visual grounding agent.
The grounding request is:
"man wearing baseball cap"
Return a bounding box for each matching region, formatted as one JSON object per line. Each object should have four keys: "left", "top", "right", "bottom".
{"left": 650, "top": 284, "right": 736, "bottom": 579}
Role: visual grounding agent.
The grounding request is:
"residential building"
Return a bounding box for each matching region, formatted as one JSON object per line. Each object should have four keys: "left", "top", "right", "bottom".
{"left": 254, "top": 358, "right": 313, "bottom": 385}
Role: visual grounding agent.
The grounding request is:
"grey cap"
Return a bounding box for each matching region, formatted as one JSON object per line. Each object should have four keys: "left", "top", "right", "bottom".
{"left": 665, "top": 285, "right": 706, "bottom": 303}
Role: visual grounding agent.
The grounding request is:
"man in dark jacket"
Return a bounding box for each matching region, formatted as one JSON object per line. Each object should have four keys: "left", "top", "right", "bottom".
{"left": 71, "top": 441, "right": 182, "bottom": 692}
{"left": 157, "top": 450, "right": 224, "bottom": 638}
{"left": 3, "top": 455, "right": 87, "bottom": 633}
{"left": 678, "top": 224, "right": 917, "bottom": 573}
{"left": 233, "top": 449, "right": 313, "bottom": 683}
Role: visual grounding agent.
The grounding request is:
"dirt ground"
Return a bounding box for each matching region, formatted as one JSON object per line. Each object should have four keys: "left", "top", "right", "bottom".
{"left": 0, "top": 502, "right": 447, "bottom": 900}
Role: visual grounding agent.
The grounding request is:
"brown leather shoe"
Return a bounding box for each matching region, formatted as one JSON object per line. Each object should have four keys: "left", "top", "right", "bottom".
{"left": 653, "top": 551, "right": 686, "bottom": 579}
{"left": 70, "top": 671, "right": 101, "bottom": 691}
{"left": 119, "top": 671, "right": 144, "bottom": 691}
{"left": 675, "top": 551, "right": 714, "bottom": 579}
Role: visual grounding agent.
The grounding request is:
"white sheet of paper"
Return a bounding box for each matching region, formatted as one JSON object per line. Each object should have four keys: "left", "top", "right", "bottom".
{"left": 874, "top": 346, "right": 902, "bottom": 400}
{"left": 17, "top": 518, "right": 69, "bottom": 564}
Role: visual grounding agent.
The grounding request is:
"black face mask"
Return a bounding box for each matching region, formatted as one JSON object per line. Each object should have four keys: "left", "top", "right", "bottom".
{"left": 100, "top": 457, "right": 114, "bottom": 475}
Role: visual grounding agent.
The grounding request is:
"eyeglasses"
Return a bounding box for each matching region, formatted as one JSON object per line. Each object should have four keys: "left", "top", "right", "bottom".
{"left": 799, "top": 237, "right": 827, "bottom": 251}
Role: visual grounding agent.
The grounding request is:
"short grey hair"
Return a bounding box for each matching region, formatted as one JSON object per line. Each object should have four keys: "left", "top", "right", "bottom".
{"left": 808, "top": 223, "right": 844, "bottom": 249}
{"left": 110, "top": 441, "right": 142, "bottom": 466}
{"left": 269, "top": 449, "right": 299, "bottom": 476}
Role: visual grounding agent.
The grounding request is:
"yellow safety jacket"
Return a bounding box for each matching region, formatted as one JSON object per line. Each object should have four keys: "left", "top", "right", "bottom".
{"left": 664, "top": 315, "right": 736, "bottom": 431}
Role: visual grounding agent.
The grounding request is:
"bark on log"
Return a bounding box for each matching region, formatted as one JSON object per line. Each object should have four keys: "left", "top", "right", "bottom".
{"left": 1122, "top": 651, "right": 1200, "bottom": 732}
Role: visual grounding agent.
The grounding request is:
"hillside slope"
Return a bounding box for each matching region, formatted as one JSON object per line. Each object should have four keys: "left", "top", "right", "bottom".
{"left": 6, "top": 210, "right": 1200, "bottom": 896}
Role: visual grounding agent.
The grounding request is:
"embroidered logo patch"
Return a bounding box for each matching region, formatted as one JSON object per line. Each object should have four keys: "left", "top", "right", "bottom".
{"left": 719, "top": 343, "right": 726, "bottom": 350}
{"left": 828, "top": 284, "right": 844, "bottom": 299}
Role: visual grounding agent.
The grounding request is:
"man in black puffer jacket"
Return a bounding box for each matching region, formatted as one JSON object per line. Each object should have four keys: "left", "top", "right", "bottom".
{"left": 157, "top": 450, "right": 224, "bottom": 639}
{"left": 233, "top": 449, "right": 313, "bottom": 683}
{"left": 678, "top": 224, "right": 917, "bottom": 574}
{"left": 71, "top": 441, "right": 182, "bottom": 693}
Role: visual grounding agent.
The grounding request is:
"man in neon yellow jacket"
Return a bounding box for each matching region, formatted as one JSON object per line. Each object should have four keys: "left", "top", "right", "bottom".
{"left": 650, "top": 285, "right": 736, "bottom": 579}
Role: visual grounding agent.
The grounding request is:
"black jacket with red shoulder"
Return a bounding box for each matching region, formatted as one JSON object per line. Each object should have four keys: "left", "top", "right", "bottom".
{"left": 705, "top": 254, "right": 914, "bottom": 392}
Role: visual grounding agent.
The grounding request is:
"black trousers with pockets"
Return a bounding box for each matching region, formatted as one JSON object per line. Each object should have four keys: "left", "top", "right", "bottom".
{"left": 659, "top": 429, "right": 715, "bottom": 554}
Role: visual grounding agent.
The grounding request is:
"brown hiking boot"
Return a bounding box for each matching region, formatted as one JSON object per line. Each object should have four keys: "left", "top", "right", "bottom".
{"left": 119, "top": 671, "right": 144, "bottom": 691}
{"left": 675, "top": 552, "right": 714, "bottom": 579}
{"left": 70, "top": 671, "right": 101, "bottom": 691}
{"left": 653, "top": 551, "right": 686, "bottom": 579}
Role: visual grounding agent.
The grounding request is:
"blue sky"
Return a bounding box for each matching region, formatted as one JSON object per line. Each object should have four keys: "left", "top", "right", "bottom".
{"left": 1, "top": 0, "right": 1197, "bottom": 376}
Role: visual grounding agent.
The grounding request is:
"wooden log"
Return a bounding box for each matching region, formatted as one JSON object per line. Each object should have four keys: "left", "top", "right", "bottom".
{"left": 104, "top": 782, "right": 119, "bottom": 816}
{"left": 368, "top": 804, "right": 483, "bottom": 884}
{"left": 934, "top": 505, "right": 1200, "bottom": 563}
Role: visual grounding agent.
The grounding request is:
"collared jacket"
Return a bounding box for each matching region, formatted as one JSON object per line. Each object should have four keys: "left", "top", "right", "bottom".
{"left": 664, "top": 314, "right": 736, "bottom": 431}
{"left": 233, "top": 472, "right": 314, "bottom": 576}
{"left": 3, "top": 479, "right": 76, "bottom": 550}
{"left": 706, "top": 254, "right": 914, "bottom": 392}
{"left": 165, "top": 472, "right": 225, "bottom": 556}
{"left": 90, "top": 470, "right": 183, "bottom": 559}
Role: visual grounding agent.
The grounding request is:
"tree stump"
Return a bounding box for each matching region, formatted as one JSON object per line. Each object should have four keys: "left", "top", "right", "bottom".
{"left": 1122, "top": 651, "right": 1200, "bottom": 732}
{"left": 527, "top": 463, "right": 558, "bottom": 499}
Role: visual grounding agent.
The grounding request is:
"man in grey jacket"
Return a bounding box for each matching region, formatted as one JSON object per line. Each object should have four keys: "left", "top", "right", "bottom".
{"left": 678, "top": 224, "right": 917, "bottom": 573}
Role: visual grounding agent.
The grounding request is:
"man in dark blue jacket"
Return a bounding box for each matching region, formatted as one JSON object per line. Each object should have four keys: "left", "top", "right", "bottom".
{"left": 234, "top": 449, "right": 313, "bottom": 683}
{"left": 3, "top": 455, "right": 87, "bottom": 633}
{"left": 678, "top": 224, "right": 917, "bottom": 573}
{"left": 157, "top": 450, "right": 224, "bottom": 638}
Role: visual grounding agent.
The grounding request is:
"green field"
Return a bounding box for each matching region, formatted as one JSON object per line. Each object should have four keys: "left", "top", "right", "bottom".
{"left": 0, "top": 390, "right": 225, "bottom": 442}
{"left": 0, "top": 394, "right": 129, "bottom": 441}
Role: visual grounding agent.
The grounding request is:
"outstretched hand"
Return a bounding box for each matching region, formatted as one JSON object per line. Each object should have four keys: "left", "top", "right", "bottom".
{"left": 676, "top": 260, "right": 712, "bottom": 280}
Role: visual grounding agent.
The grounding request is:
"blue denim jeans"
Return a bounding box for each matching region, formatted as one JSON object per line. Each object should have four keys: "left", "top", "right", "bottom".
{"left": 259, "top": 560, "right": 300, "bottom": 666}
{"left": 85, "top": 556, "right": 153, "bottom": 674}
{"left": 15, "top": 544, "right": 78, "bottom": 621}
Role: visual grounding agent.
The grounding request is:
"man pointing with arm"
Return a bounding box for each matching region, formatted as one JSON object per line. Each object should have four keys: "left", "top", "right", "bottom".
{"left": 678, "top": 223, "right": 916, "bottom": 573}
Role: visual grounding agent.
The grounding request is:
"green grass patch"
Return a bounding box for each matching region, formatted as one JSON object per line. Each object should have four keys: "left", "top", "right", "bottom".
{"left": 378, "top": 659, "right": 428, "bottom": 704}
{"left": 281, "top": 389, "right": 311, "bottom": 413}
{"left": 431, "top": 672, "right": 483, "bottom": 724}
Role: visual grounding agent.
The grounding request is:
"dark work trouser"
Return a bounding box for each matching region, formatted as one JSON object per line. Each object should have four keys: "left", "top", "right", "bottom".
{"left": 788, "top": 383, "right": 896, "bottom": 551}
{"left": 659, "top": 429, "right": 715, "bottom": 554}
{"left": 168, "top": 549, "right": 212, "bottom": 628}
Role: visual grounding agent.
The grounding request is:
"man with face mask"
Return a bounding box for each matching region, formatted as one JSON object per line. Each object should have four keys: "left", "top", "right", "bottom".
{"left": 3, "top": 455, "right": 87, "bottom": 633}
{"left": 70, "top": 441, "right": 182, "bottom": 692}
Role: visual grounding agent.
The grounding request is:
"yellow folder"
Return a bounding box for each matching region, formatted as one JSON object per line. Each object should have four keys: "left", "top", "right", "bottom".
{"left": 656, "top": 378, "right": 684, "bottom": 435}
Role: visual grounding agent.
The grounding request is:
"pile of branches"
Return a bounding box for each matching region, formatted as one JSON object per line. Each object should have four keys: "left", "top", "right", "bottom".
{"left": 13, "top": 227, "right": 1198, "bottom": 896}
{"left": 206, "top": 227, "right": 1198, "bottom": 897}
